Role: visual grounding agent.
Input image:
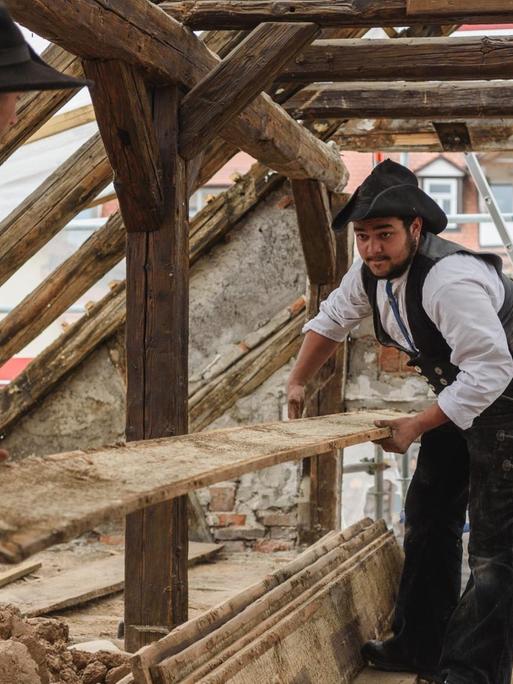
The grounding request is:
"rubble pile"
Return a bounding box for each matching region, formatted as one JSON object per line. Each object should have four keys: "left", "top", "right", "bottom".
{"left": 0, "top": 604, "right": 130, "bottom": 684}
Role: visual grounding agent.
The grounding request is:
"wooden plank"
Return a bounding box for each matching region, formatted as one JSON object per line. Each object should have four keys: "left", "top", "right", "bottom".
{"left": 84, "top": 61, "right": 163, "bottom": 233}
{"left": 179, "top": 22, "right": 320, "bottom": 160}
{"left": 7, "top": 0, "right": 348, "bottom": 191}
{"left": 148, "top": 523, "right": 388, "bottom": 683}
{"left": 160, "top": 0, "right": 513, "bottom": 29}
{"left": 0, "top": 561, "right": 41, "bottom": 589}
{"left": 153, "top": 528, "right": 403, "bottom": 683}
{"left": 0, "top": 412, "right": 396, "bottom": 563}
{"left": 25, "top": 104, "right": 96, "bottom": 144}
{"left": 407, "top": 0, "right": 512, "bottom": 16}
{"left": 0, "top": 133, "right": 112, "bottom": 289}
{"left": 0, "top": 43, "right": 83, "bottom": 165}
{"left": 285, "top": 81, "right": 513, "bottom": 120}
{"left": 278, "top": 37, "right": 513, "bottom": 83}
{"left": 0, "top": 543, "right": 222, "bottom": 618}
{"left": 291, "top": 179, "right": 335, "bottom": 285}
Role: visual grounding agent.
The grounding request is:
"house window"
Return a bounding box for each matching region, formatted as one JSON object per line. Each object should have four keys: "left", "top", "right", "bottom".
{"left": 422, "top": 178, "right": 459, "bottom": 229}
{"left": 479, "top": 183, "right": 513, "bottom": 248}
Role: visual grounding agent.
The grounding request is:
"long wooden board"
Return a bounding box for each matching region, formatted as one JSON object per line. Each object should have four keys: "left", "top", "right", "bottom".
{"left": 0, "top": 561, "right": 41, "bottom": 589}
{"left": 0, "top": 413, "right": 395, "bottom": 562}
{"left": 0, "top": 543, "right": 222, "bottom": 617}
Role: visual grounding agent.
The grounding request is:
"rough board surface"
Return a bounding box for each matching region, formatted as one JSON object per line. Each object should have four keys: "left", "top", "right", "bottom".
{"left": 0, "top": 412, "right": 397, "bottom": 561}
{"left": 0, "top": 543, "right": 221, "bottom": 616}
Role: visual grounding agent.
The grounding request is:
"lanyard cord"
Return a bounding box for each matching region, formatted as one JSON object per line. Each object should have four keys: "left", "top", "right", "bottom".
{"left": 385, "top": 280, "right": 418, "bottom": 354}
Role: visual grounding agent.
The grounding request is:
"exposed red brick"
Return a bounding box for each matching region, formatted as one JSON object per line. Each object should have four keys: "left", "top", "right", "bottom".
{"left": 209, "top": 484, "right": 236, "bottom": 512}
{"left": 258, "top": 511, "right": 297, "bottom": 527}
{"left": 277, "top": 195, "right": 293, "bottom": 209}
{"left": 214, "top": 513, "right": 247, "bottom": 527}
{"left": 378, "top": 346, "right": 401, "bottom": 373}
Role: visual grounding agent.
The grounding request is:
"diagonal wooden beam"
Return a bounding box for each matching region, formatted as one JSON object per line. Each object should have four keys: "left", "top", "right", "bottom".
{"left": 179, "top": 22, "right": 320, "bottom": 160}
{"left": 278, "top": 37, "right": 513, "bottom": 83}
{"left": 7, "top": 0, "right": 347, "bottom": 191}
{"left": 0, "top": 133, "right": 112, "bottom": 288}
{"left": 83, "top": 61, "right": 164, "bottom": 233}
{"left": 25, "top": 104, "right": 96, "bottom": 144}
{"left": 285, "top": 81, "right": 513, "bottom": 120}
{"left": 160, "top": 0, "right": 513, "bottom": 30}
{"left": 0, "top": 43, "right": 83, "bottom": 165}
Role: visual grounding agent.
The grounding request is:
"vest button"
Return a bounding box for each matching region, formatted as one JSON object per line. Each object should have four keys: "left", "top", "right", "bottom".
{"left": 414, "top": 366, "right": 422, "bottom": 373}
{"left": 440, "top": 378, "right": 448, "bottom": 386}
{"left": 434, "top": 367, "right": 443, "bottom": 375}
{"left": 428, "top": 384, "right": 436, "bottom": 392}
{"left": 503, "top": 458, "right": 513, "bottom": 472}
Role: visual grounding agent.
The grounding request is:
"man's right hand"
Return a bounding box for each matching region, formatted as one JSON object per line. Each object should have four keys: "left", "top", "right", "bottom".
{"left": 287, "top": 383, "right": 306, "bottom": 420}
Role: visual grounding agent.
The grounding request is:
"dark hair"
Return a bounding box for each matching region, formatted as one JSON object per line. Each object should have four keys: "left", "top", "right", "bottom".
{"left": 398, "top": 215, "right": 417, "bottom": 230}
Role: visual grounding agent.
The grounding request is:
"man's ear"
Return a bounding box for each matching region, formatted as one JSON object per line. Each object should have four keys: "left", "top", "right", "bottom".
{"left": 411, "top": 216, "right": 423, "bottom": 239}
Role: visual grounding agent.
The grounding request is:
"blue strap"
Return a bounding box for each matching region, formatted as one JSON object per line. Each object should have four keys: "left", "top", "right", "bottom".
{"left": 385, "top": 280, "right": 417, "bottom": 353}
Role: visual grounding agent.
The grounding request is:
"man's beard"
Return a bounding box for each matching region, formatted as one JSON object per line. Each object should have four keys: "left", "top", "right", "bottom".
{"left": 371, "top": 232, "right": 418, "bottom": 280}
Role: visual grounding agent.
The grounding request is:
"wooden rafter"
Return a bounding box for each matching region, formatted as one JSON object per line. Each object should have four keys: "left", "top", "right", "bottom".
{"left": 25, "top": 104, "right": 96, "bottom": 145}
{"left": 179, "top": 22, "right": 320, "bottom": 160}
{"left": 286, "top": 81, "right": 513, "bottom": 120}
{"left": 278, "top": 37, "right": 513, "bottom": 83}
{"left": 7, "top": 0, "right": 348, "bottom": 191}
{"left": 0, "top": 133, "right": 112, "bottom": 288}
{"left": 160, "top": 0, "right": 513, "bottom": 29}
{"left": 331, "top": 118, "right": 513, "bottom": 151}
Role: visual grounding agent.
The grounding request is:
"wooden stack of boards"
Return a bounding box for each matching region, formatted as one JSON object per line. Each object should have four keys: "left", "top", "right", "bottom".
{"left": 125, "top": 518, "right": 403, "bottom": 684}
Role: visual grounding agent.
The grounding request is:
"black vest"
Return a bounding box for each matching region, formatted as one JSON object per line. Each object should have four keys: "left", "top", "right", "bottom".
{"left": 361, "top": 232, "right": 513, "bottom": 395}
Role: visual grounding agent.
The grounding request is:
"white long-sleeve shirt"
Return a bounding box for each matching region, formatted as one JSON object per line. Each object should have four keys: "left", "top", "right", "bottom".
{"left": 303, "top": 253, "right": 513, "bottom": 430}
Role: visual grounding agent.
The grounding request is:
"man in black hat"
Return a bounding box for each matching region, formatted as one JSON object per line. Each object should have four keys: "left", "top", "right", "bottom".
{"left": 0, "top": 2, "right": 88, "bottom": 138}
{"left": 287, "top": 159, "right": 513, "bottom": 684}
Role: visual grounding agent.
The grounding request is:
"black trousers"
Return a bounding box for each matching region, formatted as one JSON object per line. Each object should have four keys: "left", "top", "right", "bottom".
{"left": 386, "top": 403, "right": 513, "bottom": 684}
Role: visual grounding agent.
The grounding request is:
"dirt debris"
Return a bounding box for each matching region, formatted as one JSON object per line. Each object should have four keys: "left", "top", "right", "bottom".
{"left": 0, "top": 605, "right": 129, "bottom": 684}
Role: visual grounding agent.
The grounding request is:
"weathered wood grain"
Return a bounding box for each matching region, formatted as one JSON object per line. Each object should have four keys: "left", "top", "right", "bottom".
{"left": 151, "top": 524, "right": 402, "bottom": 684}
{"left": 0, "top": 43, "right": 83, "bottom": 164}
{"left": 332, "top": 118, "right": 513, "bottom": 152}
{"left": 7, "top": 0, "right": 347, "bottom": 190}
{"left": 291, "top": 179, "right": 335, "bottom": 284}
{"left": 0, "top": 543, "right": 222, "bottom": 617}
{"left": 84, "top": 61, "right": 164, "bottom": 233}
{"left": 150, "top": 523, "right": 388, "bottom": 683}
{"left": 160, "top": 0, "right": 513, "bottom": 29}
{"left": 0, "top": 413, "right": 397, "bottom": 563}
{"left": 0, "top": 133, "right": 111, "bottom": 289}
{"left": 179, "top": 22, "right": 319, "bottom": 159}
{"left": 286, "top": 81, "right": 513, "bottom": 120}
{"left": 278, "top": 37, "right": 513, "bottom": 83}
{"left": 0, "top": 282, "right": 126, "bottom": 439}
{"left": 0, "top": 561, "right": 41, "bottom": 589}
{"left": 131, "top": 525, "right": 360, "bottom": 683}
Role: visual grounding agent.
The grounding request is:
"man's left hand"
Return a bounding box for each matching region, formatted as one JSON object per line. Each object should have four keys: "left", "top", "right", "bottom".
{"left": 373, "top": 416, "right": 421, "bottom": 454}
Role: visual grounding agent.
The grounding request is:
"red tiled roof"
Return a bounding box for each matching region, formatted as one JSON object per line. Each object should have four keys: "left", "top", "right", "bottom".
{"left": 0, "top": 357, "right": 31, "bottom": 382}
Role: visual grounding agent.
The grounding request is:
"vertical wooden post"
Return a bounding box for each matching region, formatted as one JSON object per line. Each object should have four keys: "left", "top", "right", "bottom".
{"left": 83, "top": 58, "right": 190, "bottom": 653}
{"left": 301, "top": 235, "right": 349, "bottom": 541}
{"left": 124, "top": 86, "right": 189, "bottom": 651}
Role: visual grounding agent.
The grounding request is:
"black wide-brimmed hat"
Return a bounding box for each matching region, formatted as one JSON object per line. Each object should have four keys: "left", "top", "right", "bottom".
{"left": 333, "top": 159, "right": 448, "bottom": 234}
{"left": 0, "top": 3, "right": 89, "bottom": 92}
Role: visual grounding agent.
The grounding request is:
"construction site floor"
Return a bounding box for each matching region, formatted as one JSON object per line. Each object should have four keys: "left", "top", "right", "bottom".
{"left": 0, "top": 519, "right": 299, "bottom": 645}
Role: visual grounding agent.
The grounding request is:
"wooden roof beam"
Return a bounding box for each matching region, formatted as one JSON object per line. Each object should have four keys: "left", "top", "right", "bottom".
{"left": 331, "top": 118, "right": 513, "bottom": 151}
{"left": 7, "top": 0, "right": 347, "bottom": 191}
{"left": 286, "top": 81, "right": 513, "bottom": 120}
{"left": 278, "top": 36, "right": 513, "bottom": 83}
{"left": 179, "top": 22, "right": 320, "bottom": 160}
{"left": 160, "top": 0, "right": 513, "bottom": 30}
